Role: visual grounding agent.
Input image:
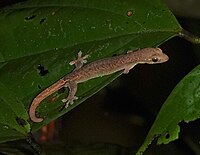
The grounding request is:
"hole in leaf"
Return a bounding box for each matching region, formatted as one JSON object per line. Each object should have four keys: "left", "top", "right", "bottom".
{"left": 24, "top": 15, "right": 36, "bottom": 21}
{"left": 58, "top": 87, "right": 65, "bottom": 94}
{"left": 39, "top": 18, "right": 46, "bottom": 24}
{"left": 37, "top": 64, "right": 49, "bottom": 76}
{"left": 58, "top": 104, "right": 66, "bottom": 112}
{"left": 35, "top": 111, "right": 42, "bottom": 119}
{"left": 165, "top": 132, "right": 170, "bottom": 139}
{"left": 16, "top": 117, "right": 27, "bottom": 127}
{"left": 112, "top": 54, "right": 117, "bottom": 57}
{"left": 38, "top": 85, "right": 41, "bottom": 89}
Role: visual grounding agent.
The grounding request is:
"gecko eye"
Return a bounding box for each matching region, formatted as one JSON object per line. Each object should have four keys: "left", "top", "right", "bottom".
{"left": 152, "top": 57, "right": 158, "bottom": 62}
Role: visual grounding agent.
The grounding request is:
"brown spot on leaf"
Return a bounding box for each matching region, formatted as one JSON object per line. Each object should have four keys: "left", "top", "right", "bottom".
{"left": 48, "top": 96, "right": 57, "bottom": 103}
{"left": 127, "top": 10, "right": 133, "bottom": 17}
{"left": 39, "top": 18, "right": 46, "bottom": 24}
{"left": 16, "top": 117, "right": 27, "bottom": 126}
{"left": 25, "top": 15, "right": 36, "bottom": 21}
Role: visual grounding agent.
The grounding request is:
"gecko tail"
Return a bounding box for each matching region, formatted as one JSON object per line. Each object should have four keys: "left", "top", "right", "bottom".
{"left": 29, "top": 98, "right": 44, "bottom": 123}
{"left": 29, "top": 112, "right": 43, "bottom": 123}
{"left": 29, "top": 79, "right": 66, "bottom": 123}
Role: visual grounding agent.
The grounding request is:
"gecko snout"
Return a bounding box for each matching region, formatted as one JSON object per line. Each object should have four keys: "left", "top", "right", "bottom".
{"left": 160, "top": 53, "right": 169, "bottom": 62}
{"left": 147, "top": 52, "right": 169, "bottom": 64}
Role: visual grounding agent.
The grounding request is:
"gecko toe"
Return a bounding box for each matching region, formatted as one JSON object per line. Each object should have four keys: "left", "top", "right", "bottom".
{"left": 65, "top": 103, "right": 69, "bottom": 108}
{"left": 78, "top": 51, "right": 82, "bottom": 57}
{"left": 82, "top": 60, "right": 87, "bottom": 64}
{"left": 69, "top": 60, "right": 75, "bottom": 65}
{"left": 62, "top": 99, "right": 68, "bottom": 103}
{"left": 83, "top": 54, "right": 90, "bottom": 59}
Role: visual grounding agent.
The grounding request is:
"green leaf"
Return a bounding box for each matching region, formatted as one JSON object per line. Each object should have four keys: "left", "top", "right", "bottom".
{"left": 136, "top": 65, "right": 200, "bottom": 155}
{"left": 0, "top": 0, "right": 181, "bottom": 142}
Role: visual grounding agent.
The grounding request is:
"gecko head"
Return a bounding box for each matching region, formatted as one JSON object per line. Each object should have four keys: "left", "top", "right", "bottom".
{"left": 142, "top": 48, "right": 169, "bottom": 64}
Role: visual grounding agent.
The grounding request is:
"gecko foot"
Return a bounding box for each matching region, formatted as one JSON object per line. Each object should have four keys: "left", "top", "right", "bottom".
{"left": 123, "top": 65, "right": 135, "bottom": 74}
{"left": 62, "top": 96, "right": 78, "bottom": 108}
{"left": 69, "top": 51, "right": 90, "bottom": 69}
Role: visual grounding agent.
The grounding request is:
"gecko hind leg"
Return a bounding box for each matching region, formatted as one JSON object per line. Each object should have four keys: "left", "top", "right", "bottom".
{"left": 123, "top": 64, "right": 136, "bottom": 74}
{"left": 69, "top": 51, "right": 90, "bottom": 70}
{"left": 61, "top": 82, "right": 78, "bottom": 108}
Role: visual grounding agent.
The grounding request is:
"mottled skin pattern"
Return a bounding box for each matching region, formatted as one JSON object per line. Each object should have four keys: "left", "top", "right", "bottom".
{"left": 29, "top": 48, "right": 169, "bottom": 122}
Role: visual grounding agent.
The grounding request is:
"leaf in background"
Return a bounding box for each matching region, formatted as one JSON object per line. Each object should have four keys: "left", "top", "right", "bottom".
{"left": 0, "top": 0, "right": 181, "bottom": 142}
{"left": 136, "top": 65, "right": 200, "bottom": 155}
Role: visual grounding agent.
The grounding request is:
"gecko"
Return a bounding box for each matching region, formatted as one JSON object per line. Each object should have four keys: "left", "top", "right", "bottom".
{"left": 29, "top": 48, "right": 169, "bottom": 122}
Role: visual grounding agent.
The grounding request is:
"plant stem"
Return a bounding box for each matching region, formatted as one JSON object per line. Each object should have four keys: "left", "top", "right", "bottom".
{"left": 178, "top": 29, "right": 200, "bottom": 44}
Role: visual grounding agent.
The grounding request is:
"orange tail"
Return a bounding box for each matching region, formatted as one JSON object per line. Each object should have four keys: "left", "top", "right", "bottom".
{"left": 29, "top": 79, "right": 66, "bottom": 122}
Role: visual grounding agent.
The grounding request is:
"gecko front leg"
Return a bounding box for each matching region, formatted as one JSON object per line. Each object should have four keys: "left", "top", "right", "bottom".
{"left": 69, "top": 51, "right": 89, "bottom": 70}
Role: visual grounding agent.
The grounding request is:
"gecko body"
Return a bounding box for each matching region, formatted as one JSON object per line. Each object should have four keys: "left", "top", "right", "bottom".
{"left": 29, "top": 48, "right": 169, "bottom": 122}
